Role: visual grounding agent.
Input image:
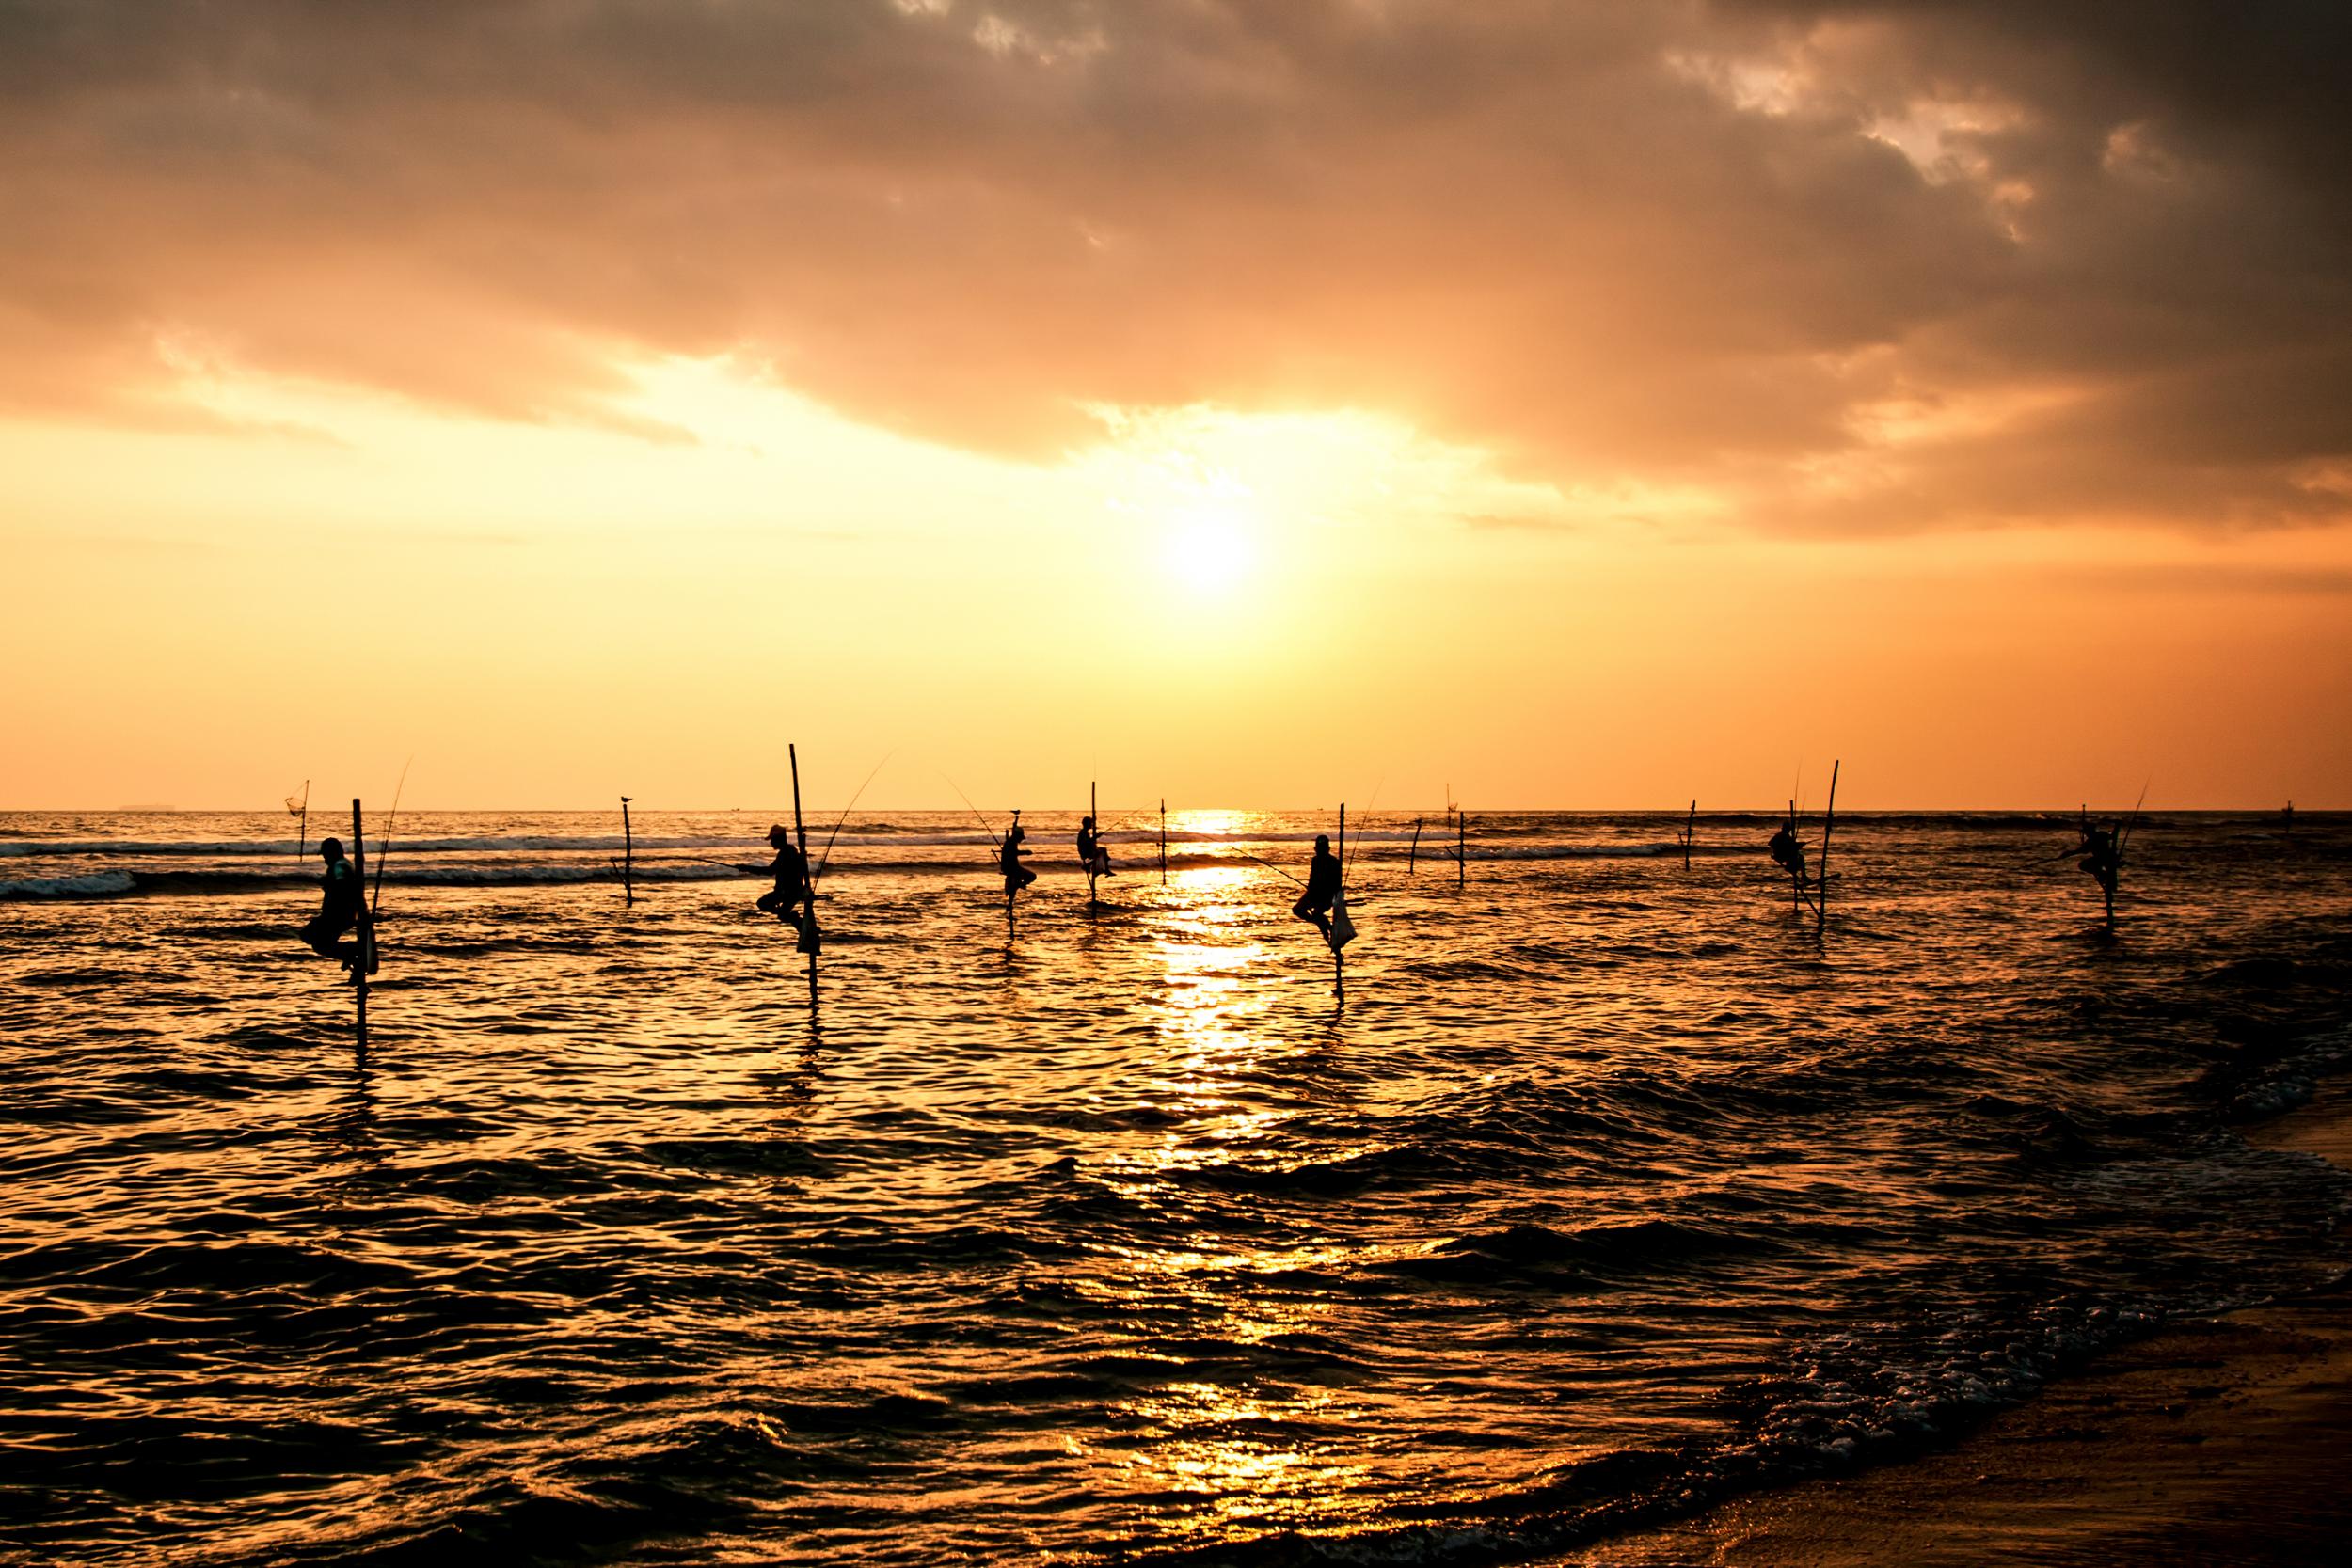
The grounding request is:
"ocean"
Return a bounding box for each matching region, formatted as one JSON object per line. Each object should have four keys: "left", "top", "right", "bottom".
{"left": 3, "top": 808, "right": 2347, "bottom": 1565}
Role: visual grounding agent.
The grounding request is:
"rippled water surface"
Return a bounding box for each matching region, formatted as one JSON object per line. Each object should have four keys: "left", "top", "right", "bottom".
{"left": 4, "top": 808, "right": 2350, "bottom": 1565}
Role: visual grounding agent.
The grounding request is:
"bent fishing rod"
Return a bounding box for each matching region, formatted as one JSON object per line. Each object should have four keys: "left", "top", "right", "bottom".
{"left": 370, "top": 756, "right": 413, "bottom": 917}
{"left": 942, "top": 772, "right": 1008, "bottom": 865}
{"left": 812, "top": 751, "right": 896, "bottom": 885}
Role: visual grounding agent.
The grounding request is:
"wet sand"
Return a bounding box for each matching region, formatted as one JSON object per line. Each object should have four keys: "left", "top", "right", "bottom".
{"left": 1581, "top": 1091, "right": 2352, "bottom": 1567}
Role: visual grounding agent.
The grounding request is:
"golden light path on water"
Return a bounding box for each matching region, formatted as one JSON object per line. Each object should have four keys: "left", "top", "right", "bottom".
{"left": 0, "top": 808, "right": 2348, "bottom": 1564}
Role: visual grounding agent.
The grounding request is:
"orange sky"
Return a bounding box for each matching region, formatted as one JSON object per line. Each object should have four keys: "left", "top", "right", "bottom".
{"left": 4, "top": 1, "right": 2348, "bottom": 808}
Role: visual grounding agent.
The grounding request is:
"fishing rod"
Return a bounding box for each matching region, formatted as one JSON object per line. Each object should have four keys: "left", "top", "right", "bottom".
{"left": 370, "top": 756, "right": 413, "bottom": 917}
{"left": 2116, "top": 780, "right": 2151, "bottom": 858}
{"left": 813, "top": 751, "right": 895, "bottom": 884}
{"left": 1098, "top": 802, "right": 1160, "bottom": 835}
{"left": 683, "top": 854, "right": 762, "bottom": 873}
{"left": 288, "top": 781, "right": 310, "bottom": 863}
{"left": 1345, "top": 776, "right": 1387, "bottom": 874}
{"left": 942, "top": 772, "right": 1006, "bottom": 855}
{"left": 1234, "top": 847, "right": 1308, "bottom": 889}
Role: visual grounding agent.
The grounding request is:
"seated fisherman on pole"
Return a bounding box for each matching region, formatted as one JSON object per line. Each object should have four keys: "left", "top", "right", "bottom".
{"left": 1076, "top": 816, "right": 1115, "bottom": 878}
{"left": 1293, "top": 833, "right": 1342, "bottom": 939}
{"left": 1001, "top": 814, "right": 1037, "bottom": 901}
{"left": 2071, "top": 815, "right": 2121, "bottom": 903}
{"left": 1768, "top": 812, "right": 1808, "bottom": 887}
{"left": 300, "top": 837, "right": 366, "bottom": 974}
{"left": 757, "top": 824, "right": 811, "bottom": 927}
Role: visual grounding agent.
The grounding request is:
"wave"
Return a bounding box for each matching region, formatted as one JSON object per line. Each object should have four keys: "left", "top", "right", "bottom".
{"left": 0, "top": 870, "right": 138, "bottom": 899}
{"left": 0, "top": 833, "right": 765, "bottom": 859}
{"left": 0, "top": 827, "right": 1758, "bottom": 859}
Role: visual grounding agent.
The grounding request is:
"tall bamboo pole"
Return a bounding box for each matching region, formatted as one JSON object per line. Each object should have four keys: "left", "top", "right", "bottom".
{"left": 620, "top": 796, "right": 634, "bottom": 906}
{"left": 1684, "top": 799, "right": 1695, "bottom": 870}
{"left": 790, "top": 747, "right": 814, "bottom": 1008}
{"left": 1789, "top": 799, "right": 1802, "bottom": 913}
{"left": 1409, "top": 816, "right": 1421, "bottom": 876}
{"left": 1159, "top": 798, "right": 1167, "bottom": 884}
{"left": 350, "top": 799, "right": 370, "bottom": 1038}
{"left": 1089, "top": 779, "right": 1099, "bottom": 909}
{"left": 1457, "top": 808, "right": 1466, "bottom": 892}
{"left": 1817, "top": 763, "right": 1839, "bottom": 939}
{"left": 1336, "top": 802, "right": 1345, "bottom": 1000}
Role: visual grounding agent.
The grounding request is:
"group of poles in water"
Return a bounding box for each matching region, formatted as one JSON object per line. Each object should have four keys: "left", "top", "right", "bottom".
{"left": 288, "top": 752, "right": 2156, "bottom": 1024}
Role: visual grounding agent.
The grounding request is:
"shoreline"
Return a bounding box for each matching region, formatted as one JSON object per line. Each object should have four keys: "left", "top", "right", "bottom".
{"left": 1571, "top": 1089, "right": 2352, "bottom": 1566}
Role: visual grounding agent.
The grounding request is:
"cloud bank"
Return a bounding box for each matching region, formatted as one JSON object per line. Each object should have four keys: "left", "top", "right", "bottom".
{"left": 4, "top": 0, "right": 2347, "bottom": 531}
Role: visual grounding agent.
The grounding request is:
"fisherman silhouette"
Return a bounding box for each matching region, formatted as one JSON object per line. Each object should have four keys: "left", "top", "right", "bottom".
{"left": 1076, "top": 816, "right": 1114, "bottom": 878}
{"left": 1293, "top": 833, "right": 1342, "bottom": 939}
{"left": 756, "top": 824, "right": 810, "bottom": 927}
{"left": 300, "top": 837, "right": 366, "bottom": 974}
{"left": 2074, "top": 816, "right": 2121, "bottom": 899}
{"left": 1768, "top": 813, "right": 1808, "bottom": 887}
{"left": 1000, "top": 815, "right": 1037, "bottom": 901}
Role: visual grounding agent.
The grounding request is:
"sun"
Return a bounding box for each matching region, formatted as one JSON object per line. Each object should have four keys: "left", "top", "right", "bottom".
{"left": 1163, "top": 502, "right": 1258, "bottom": 594}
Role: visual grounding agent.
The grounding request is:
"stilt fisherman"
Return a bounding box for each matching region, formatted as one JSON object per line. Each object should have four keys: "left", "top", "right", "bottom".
{"left": 1293, "top": 833, "right": 1343, "bottom": 940}
{"left": 1768, "top": 807, "right": 1809, "bottom": 898}
{"left": 2067, "top": 810, "right": 2122, "bottom": 926}
{"left": 1076, "top": 816, "right": 1114, "bottom": 879}
{"left": 1000, "top": 812, "right": 1037, "bottom": 906}
{"left": 757, "top": 823, "right": 813, "bottom": 940}
{"left": 301, "top": 836, "right": 367, "bottom": 978}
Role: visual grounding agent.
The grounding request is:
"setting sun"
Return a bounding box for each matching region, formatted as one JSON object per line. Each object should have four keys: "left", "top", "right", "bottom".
{"left": 1163, "top": 502, "right": 1259, "bottom": 594}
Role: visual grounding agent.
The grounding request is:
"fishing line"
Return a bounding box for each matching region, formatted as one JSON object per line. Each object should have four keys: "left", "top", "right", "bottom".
{"left": 2117, "top": 780, "right": 2151, "bottom": 858}
{"left": 814, "top": 751, "right": 895, "bottom": 884}
{"left": 942, "top": 771, "right": 1006, "bottom": 855}
{"left": 1345, "top": 775, "right": 1387, "bottom": 875}
{"left": 370, "top": 756, "right": 413, "bottom": 916}
{"left": 1234, "top": 847, "right": 1308, "bottom": 889}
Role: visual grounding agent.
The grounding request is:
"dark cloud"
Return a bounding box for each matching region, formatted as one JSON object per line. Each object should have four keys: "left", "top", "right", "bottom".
{"left": 1, "top": 0, "right": 2346, "bottom": 531}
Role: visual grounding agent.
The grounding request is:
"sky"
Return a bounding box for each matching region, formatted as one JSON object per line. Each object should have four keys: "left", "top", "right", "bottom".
{"left": 4, "top": 0, "right": 2349, "bottom": 810}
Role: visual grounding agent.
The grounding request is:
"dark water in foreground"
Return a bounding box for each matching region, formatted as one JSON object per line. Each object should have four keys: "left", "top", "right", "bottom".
{"left": 3, "top": 809, "right": 2349, "bottom": 1566}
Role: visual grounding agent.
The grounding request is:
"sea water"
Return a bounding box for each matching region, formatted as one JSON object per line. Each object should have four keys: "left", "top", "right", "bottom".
{"left": 3, "top": 809, "right": 2348, "bottom": 1563}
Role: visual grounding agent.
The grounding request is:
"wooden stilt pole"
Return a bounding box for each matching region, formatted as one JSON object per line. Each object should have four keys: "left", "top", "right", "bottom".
{"left": 1409, "top": 816, "right": 1422, "bottom": 876}
{"left": 2105, "top": 821, "right": 2116, "bottom": 931}
{"left": 1336, "top": 802, "right": 1345, "bottom": 1001}
{"left": 1817, "top": 763, "right": 1838, "bottom": 939}
{"left": 790, "top": 746, "right": 814, "bottom": 1009}
{"left": 1089, "top": 779, "right": 1099, "bottom": 909}
{"left": 1160, "top": 798, "right": 1167, "bottom": 884}
{"left": 1789, "top": 798, "right": 1802, "bottom": 913}
{"left": 297, "top": 781, "right": 310, "bottom": 864}
{"left": 1457, "top": 807, "right": 1466, "bottom": 892}
{"left": 620, "top": 795, "right": 634, "bottom": 906}
{"left": 1684, "top": 799, "right": 1695, "bottom": 870}
{"left": 350, "top": 799, "right": 370, "bottom": 1039}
